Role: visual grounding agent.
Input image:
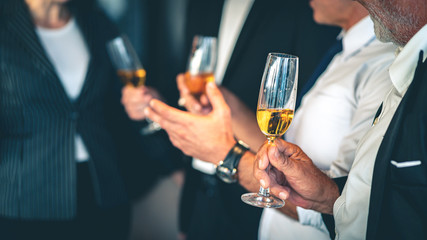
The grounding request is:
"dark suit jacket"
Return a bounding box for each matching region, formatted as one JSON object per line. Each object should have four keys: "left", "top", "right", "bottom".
{"left": 179, "top": 0, "right": 340, "bottom": 239}
{"left": 323, "top": 52, "right": 427, "bottom": 240}
{"left": 0, "top": 0, "right": 148, "bottom": 220}
{"left": 366, "top": 52, "right": 427, "bottom": 239}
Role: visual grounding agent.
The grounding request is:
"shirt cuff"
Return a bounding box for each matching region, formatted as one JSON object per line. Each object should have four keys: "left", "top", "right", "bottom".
{"left": 297, "top": 207, "right": 330, "bottom": 236}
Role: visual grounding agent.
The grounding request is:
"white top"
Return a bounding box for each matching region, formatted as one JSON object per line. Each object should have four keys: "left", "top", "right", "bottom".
{"left": 259, "top": 17, "right": 396, "bottom": 240}
{"left": 192, "top": 0, "right": 254, "bottom": 174}
{"left": 333, "top": 23, "right": 427, "bottom": 240}
{"left": 36, "top": 18, "right": 91, "bottom": 162}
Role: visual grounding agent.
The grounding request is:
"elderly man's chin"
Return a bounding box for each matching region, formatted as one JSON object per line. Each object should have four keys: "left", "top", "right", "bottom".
{"left": 370, "top": 15, "right": 396, "bottom": 45}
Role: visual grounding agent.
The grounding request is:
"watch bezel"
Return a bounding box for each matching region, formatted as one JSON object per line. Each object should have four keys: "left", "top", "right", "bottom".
{"left": 215, "top": 141, "right": 249, "bottom": 184}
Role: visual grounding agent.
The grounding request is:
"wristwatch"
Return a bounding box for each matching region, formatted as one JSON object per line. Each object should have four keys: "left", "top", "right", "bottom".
{"left": 216, "top": 140, "right": 250, "bottom": 183}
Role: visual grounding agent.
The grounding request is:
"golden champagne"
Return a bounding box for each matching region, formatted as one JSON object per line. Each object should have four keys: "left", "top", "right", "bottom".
{"left": 184, "top": 71, "right": 215, "bottom": 96}
{"left": 257, "top": 108, "right": 294, "bottom": 140}
{"left": 117, "top": 69, "right": 146, "bottom": 87}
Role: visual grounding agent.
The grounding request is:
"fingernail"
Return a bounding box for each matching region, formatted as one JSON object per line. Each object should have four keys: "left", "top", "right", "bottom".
{"left": 260, "top": 179, "right": 266, "bottom": 188}
{"left": 259, "top": 160, "right": 263, "bottom": 169}
{"left": 279, "top": 192, "right": 287, "bottom": 199}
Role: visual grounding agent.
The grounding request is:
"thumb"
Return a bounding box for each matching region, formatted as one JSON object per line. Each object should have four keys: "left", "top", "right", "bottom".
{"left": 176, "top": 73, "right": 189, "bottom": 95}
{"left": 205, "top": 82, "right": 228, "bottom": 112}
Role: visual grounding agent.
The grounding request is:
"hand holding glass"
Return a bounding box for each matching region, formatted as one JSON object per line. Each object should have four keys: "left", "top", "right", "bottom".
{"left": 107, "top": 35, "right": 161, "bottom": 135}
{"left": 185, "top": 35, "right": 217, "bottom": 97}
{"left": 241, "top": 53, "right": 298, "bottom": 208}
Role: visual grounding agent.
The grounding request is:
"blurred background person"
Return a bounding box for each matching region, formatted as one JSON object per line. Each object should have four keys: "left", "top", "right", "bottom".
{"left": 0, "top": 0, "right": 163, "bottom": 239}
{"left": 97, "top": 0, "right": 188, "bottom": 239}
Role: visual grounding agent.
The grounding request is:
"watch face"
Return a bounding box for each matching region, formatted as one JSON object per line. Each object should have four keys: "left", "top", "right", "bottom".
{"left": 216, "top": 165, "right": 237, "bottom": 183}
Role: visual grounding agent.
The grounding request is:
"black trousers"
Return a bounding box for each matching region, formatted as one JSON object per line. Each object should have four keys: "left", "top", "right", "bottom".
{"left": 179, "top": 167, "right": 262, "bottom": 240}
{"left": 0, "top": 162, "right": 130, "bottom": 240}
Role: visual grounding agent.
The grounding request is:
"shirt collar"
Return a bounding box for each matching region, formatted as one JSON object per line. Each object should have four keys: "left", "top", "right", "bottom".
{"left": 339, "top": 16, "right": 375, "bottom": 60}
{"left": 389, "top": 24, "right": 427, "bottom": 95}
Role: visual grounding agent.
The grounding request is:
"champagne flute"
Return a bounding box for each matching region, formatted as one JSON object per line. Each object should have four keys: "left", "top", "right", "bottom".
{"left": 241, "top": 53, "right": 298, "bottom": 208}
{"left": 107, "top": 34, "right": 162, "bottom": 135}
{"left": 185, "top": 35, "right": 217, "bottom": 98}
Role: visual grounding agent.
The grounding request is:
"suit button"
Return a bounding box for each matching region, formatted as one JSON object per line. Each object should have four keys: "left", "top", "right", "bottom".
{"left": 70, "top": 112, "right": 79, "bottom": 120}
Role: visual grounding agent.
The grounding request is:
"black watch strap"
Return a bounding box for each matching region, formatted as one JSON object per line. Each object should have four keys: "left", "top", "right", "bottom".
{"left": 216, "top": 140, "right": 249, "bottom": 183}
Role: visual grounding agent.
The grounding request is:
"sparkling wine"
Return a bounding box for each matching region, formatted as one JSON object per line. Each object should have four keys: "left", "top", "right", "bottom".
{"left": 117, "top": 69, "right": 146, "bottom": 87}
{"left": 257, "top": 108, "right": 294, "bottom": 140}
{"left": 184, "top": 71, "right": 215, "bottom": 96}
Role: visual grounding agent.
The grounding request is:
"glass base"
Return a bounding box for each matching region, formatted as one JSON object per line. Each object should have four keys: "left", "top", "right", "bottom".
{"left": 241, "top": 192, "right": 285, "bottom": 208}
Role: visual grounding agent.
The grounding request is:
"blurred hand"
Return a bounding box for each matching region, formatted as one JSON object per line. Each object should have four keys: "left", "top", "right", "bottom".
{"left": 145, "top": 81, "right": 236, "bottom": 165}
{"left": 176, "top": 73, "right": 212, "bottom": 115}
{"left": 121, "top": 85, "right": 162, "bottom": 121}
{"left": 254, "top": 139, "right": 339, "bottom": 214}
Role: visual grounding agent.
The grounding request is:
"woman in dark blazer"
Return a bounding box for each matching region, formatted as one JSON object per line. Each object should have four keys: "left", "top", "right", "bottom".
{"left": 0, "top": 0, "right": 149, "bottom": 239}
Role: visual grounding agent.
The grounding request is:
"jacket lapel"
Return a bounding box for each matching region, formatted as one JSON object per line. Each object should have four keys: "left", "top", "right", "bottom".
{"left": 222, "top": 0, "right": 267, "bottom": 86}
{"left": 6, "top": 0, "right": 74, "bottom": 108}
{"left": 72, "top": 9, "right": 96, "bottom": 106}
{"left": 7, "top": 1, "right": 59, "bottom": 79}
{"left": 366, "top": 52, "right": 426, "bottom": 239}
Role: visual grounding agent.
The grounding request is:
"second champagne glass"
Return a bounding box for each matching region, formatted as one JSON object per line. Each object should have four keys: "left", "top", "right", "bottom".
{"left": 241, "top": 53, "right": 298, "bottom": 208}
{"left": 185, "top": 35, "right": 217, "bottom": 98}
{"left": 107, "top": 35, "right": 162, "bottom": 135}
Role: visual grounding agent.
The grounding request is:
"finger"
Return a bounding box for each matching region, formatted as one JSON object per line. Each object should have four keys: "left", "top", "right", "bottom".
{"left": 147, "top": 99, "right": 194, "bottom": 125}
{"left": 269, "top": 184, "right": 291, "bottom": 200}
{"left": 177, "top": 74, "right": 203, "bottom": 112}
{"left": 144, "top": 105, "right": 170, "bottom": 129}
{"left": 267, "top": 140, "right": 291, "bottom": 171}
{"left": 253, "top": 167, "right": 271, "bottom": 189}
{"left": 121, "top": 85, "right": 133, "bottom": 104}
{"left": 185, "top": 95, "right": 202, "bottom": 113}
{"left": 167, "top": 131, "right": 195, "bottom": 157}
{"left": 253, "top": 144, "right": 272, "bottom": 188}
{"left": 176, "top": 73, "right": 190, "bottom": 95}
{"left": 256, "top": 143, "right": 270, "bottom": 171}
{"left": 124, "top": 105, "right": 146, "bottom": 120}
{"left": 205, "top": 82, "right": 228, "bottom": 113}
{"left": 122, "top": 86, "right": 144, "bottom": 104}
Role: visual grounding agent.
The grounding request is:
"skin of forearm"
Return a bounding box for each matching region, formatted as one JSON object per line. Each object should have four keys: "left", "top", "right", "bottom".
{"left": 307, "top": 168, "right": 340, "bottom": 215}
{"left": 277, "top": 201, "right": 299, "bottom": 221}
{"left": 231, "top": 111, "right": 265, "bottom": 152}
{"left": 220, "top": 87, "right": 265, "bottom": 152}
{"left": 237, "top": 151, "right": 262, "bottom": 193}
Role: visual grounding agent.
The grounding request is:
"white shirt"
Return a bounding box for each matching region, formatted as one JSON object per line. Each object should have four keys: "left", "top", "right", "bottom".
{"left": 259, "top": 17, "right": 396, "bottom": 240}
{"left": 333, "top": 23, "right": 427, "bottom": 240}
{"left": 36, "top": 18, "right": 91, "bottom": 162}
{"left": 192, "top": 0, "right": 254, "bottom": 174}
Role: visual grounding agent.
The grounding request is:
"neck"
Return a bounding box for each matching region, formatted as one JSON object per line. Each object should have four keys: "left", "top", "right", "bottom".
{"left": 25, "top": 0, "right": 71, "bottom": 28}
{"left": 340, "top": 3, "right": 369, "bottom": 31}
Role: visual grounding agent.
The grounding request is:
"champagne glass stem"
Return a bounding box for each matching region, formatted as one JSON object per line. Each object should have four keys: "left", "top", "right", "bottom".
{"left": 259, "top": 163, "right": 272, "bottom": 198}
{"left": 258, "top": 186, "right": 271, "bottom": 197}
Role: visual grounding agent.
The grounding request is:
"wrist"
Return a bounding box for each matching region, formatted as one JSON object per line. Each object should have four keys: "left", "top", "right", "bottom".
{"left": 216, "top": 140, "right": 250, "bottom": 183}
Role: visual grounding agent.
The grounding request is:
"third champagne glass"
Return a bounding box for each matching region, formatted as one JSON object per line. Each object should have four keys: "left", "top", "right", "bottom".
{"left": 241, "top": 53, "right": 298, "bottom": 208}
{"left": 107, "top": 35, "right": 161, "bottom": 135}
{"left": 185, "top": 35, "right": 217, "bottom": 98}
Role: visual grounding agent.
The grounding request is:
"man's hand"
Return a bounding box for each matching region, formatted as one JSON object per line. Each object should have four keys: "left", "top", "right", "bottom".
{"left": 254, "top": 139, "right": 340, "bottom": 214}
{"left": 144, "top": 81, "right": 236, "bottom": 165}
{"left": 121, "top": 85, "right": 163, "bottom": 120}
